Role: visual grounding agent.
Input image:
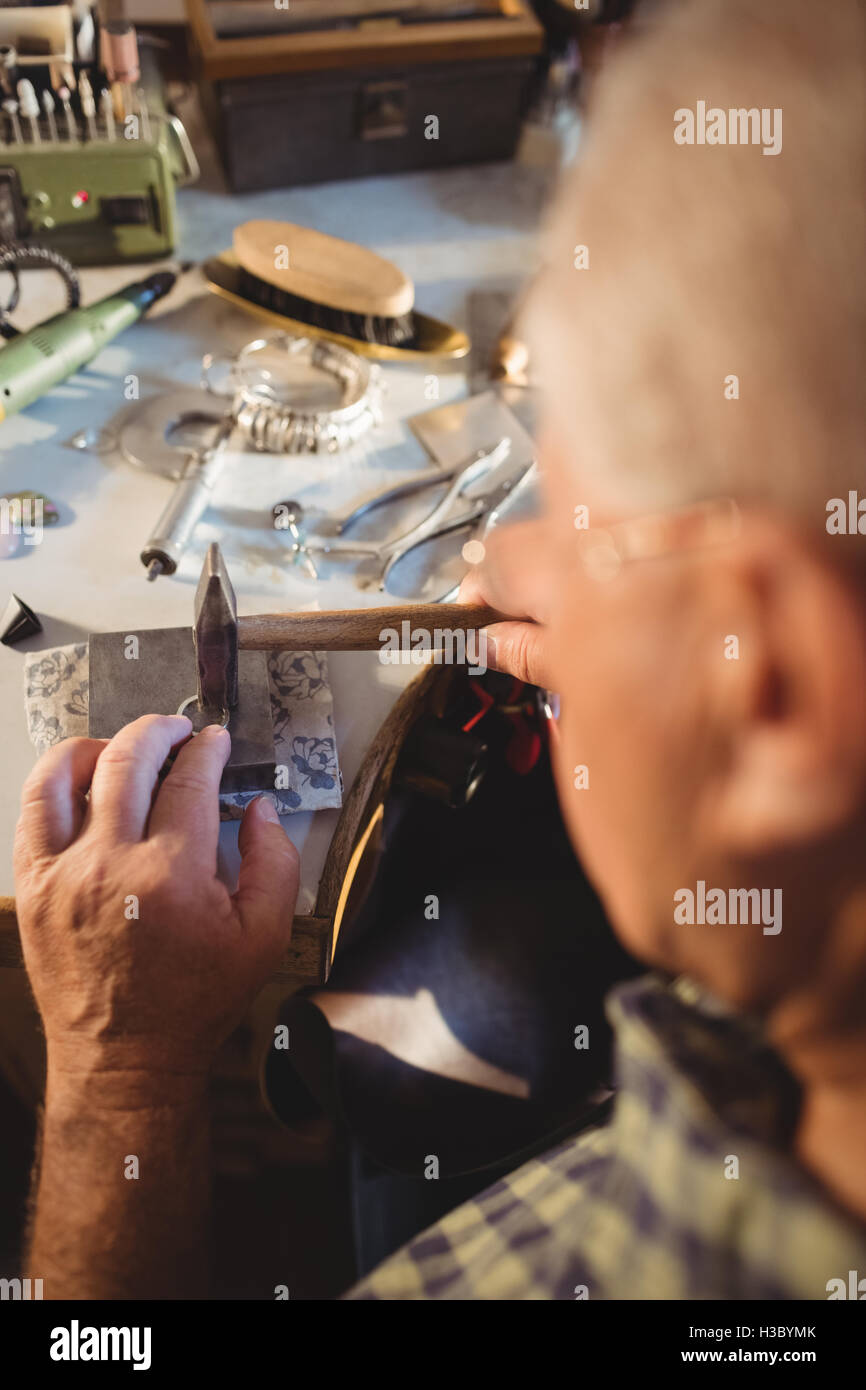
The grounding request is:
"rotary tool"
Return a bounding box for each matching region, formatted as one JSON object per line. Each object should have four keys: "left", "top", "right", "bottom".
{"left": 0, "top": 268, "right": 178, "bottom": 421}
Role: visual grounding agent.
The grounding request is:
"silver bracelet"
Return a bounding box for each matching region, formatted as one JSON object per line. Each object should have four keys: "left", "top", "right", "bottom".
{"left": 201, "top": 334, "right": 383, "bottom": 456}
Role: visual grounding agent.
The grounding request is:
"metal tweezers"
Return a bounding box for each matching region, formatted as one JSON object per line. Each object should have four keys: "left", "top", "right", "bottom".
{"left": 302, "top": 437, "right": 526, "bottom": 591}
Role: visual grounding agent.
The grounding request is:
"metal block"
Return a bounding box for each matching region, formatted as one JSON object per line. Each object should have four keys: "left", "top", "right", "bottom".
{"left": 88, "top": 627, "right": 275, "bottom": 795}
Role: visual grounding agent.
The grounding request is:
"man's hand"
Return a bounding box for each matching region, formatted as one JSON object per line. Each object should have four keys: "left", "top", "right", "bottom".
{"left": 15, "top": 713, "right": 299, "bottom": 1298}
{"left": 459, "top": 519, "right": 558, "bottom": 691}
{"left": 14, "top": 713, "right": 299, "bottom": 1095}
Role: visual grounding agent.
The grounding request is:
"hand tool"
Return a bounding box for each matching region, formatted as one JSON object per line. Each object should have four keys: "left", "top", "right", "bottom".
{"left": 0, "top": 268, "right": 178, "bottom": 420}
{"left": 121, "top": 387, "right": 249, "bottom": 581}
{"left": 407, "top": 383, "right": 540, "bottom": 598}
{"left": 16, "top": 79, "right": 40, "bottom": 143}
{"left": 88, "top": 541, "right": 503, "bottom": 794}
{"left": 210, "top": 541, "right": 502, "bottom": 656}
{"left": 133, "top": 398, "right": 236, "bottom": 582}
{"left": 283, "top": 437, "right": 533, "bottom": 593}
{"left": 88, "top": 542, "right": 275, "bottom": 794}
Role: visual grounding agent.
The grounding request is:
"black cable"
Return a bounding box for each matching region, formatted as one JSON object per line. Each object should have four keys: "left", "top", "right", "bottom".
{"left": 0, "top": 243, "right": 81, "bottom": 340}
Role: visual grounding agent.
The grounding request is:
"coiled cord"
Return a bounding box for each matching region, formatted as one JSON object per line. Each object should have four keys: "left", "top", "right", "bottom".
{"left": 0, "top": 243, "right": 81, "bottom": 340}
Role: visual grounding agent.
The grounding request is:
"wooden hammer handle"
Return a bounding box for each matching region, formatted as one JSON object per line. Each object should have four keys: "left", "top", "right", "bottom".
{"left": 237, "top": 604, "right": 502, "bottom": 652}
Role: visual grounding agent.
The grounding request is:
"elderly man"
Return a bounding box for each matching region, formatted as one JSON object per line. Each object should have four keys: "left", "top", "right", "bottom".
{"left": 14, "top": 0, "right": 866, "bottom": 1299}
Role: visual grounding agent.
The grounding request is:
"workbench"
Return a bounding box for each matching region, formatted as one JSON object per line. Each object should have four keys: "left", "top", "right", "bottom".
{"left": 0, "top": 91, "right": 544, "bottom": 927}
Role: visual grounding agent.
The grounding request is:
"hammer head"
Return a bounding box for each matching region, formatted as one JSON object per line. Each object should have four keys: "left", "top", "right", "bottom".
{"left": 194, "top": 542, "right": 239, "bottom": 711}
{"left": 87, "top": 541, "right": 275, "bottom": 796}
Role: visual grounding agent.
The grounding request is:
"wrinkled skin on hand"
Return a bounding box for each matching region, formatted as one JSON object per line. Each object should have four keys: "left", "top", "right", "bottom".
{"left": 14, "top": 714, "right": 299, "bottom": 1088}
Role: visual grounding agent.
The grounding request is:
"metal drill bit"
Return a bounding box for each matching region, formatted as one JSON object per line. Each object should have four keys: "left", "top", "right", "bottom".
{"left": 79, "top": 71, "right": 96, "bottom": 141}
{"left": 17, "top": 80, "right": 40, "bottom": 143}
{"left": 42, "top": 89, "right": 58, "bottom": 142}
{"left": 2, "top": 98, "right": 21, "bottom": 143}
{"left": 193, "top": 542, "right": 239, "bottom": 712}
{"left": 57, "top": 85, "right": 77, "bottom": 141}
{"left": 100, "top": 87, "right": 115, "bottom": 141}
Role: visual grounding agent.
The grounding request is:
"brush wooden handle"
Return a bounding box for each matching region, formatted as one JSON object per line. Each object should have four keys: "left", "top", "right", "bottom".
{"left": 237, "top": 604, "right": 503, "bottom": 652}
{"left": 234, "top": 220, "right": 415, "bottom": 319}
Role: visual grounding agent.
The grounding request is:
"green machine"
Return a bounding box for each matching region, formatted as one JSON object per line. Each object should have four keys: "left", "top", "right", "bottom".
{"left": 0, "top": 96, "right": 198, "bottom": 266}
{"left": 0, "top": 17, "right": 198, "bottom": 419}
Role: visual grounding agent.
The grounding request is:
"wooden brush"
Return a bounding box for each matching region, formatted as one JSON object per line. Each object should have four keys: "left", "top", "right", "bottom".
{"left": 232, "top": 220, "right": 417, "bottom": 349}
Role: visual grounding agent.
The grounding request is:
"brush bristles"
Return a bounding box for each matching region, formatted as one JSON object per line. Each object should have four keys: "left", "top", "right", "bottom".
{"left": 237, "top": 268, "right": 416, "bottom": 348}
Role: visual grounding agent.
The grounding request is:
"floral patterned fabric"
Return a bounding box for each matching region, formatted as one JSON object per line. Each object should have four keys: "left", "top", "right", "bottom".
{"left": 23, "top": 643, "right": 342, "bottom": 818}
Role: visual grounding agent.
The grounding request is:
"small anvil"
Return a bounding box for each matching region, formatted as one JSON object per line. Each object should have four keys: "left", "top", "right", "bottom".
{"left": 88, "top": 543, "right": 499, "bottom": 796}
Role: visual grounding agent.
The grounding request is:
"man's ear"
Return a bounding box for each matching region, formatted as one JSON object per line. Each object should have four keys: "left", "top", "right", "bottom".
{"left": 701, "top": 517, "right": 866, "bottom": 855}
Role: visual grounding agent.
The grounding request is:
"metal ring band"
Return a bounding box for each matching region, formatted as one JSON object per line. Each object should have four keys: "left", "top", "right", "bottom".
{"left": 176, "top": 696, "right": 230, "bottom": 731}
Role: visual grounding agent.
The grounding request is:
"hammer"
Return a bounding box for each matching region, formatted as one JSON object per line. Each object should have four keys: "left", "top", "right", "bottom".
{"left": 194, "top": 542, "right": 500, "bottom": 718}
{"left": 89, "top": 543, "right": 501, "bottom": 794}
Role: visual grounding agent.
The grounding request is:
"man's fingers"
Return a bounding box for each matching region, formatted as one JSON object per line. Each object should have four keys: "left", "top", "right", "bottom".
{"left": 15, "top": 737, "right": 107, "bottom": 868}
{"left": 234, "top": 797, "right": 299, "bottom": 958}
{"left": 482, "top": 620, "right": 558, "bottom": 691}
{"left": 87, "top": 715, "right": 193, "bottom": 842}
{"left": 147, "top": 725, "right": 231, "bottom": 866}
{"left": 457, "top": 522, "right": 558, "bottom": 688}
{"left": 458, "top": 519, "right": 552, "bottom": 625}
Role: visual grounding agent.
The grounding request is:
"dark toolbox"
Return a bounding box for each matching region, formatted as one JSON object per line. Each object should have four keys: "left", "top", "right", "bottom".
{"left": 185, "top": 0, "right": 544, "bottom": 193}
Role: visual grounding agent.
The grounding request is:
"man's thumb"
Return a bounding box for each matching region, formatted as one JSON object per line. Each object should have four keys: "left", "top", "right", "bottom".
{"left": 483, "top": 620, "right": 556, "bottom": 690}
{"left": 235, "top": 796, "right": 299, "bottom": 952}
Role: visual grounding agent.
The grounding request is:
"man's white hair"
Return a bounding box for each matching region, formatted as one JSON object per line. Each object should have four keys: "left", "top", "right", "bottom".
{"left": 530, "top": 0, "right": 865, "bottom": 532}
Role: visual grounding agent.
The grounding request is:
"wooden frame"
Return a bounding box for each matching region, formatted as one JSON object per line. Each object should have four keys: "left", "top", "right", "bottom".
{"left": 185, "top": 0, "right": 544, "bottom": 82}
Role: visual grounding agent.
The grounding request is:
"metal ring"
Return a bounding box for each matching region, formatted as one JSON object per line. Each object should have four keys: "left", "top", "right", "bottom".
{"left": 176, "top": 696, "right": 230, "bottom": 731}
{"left": 200, "top": 351, "right": 239, "bottom": 399}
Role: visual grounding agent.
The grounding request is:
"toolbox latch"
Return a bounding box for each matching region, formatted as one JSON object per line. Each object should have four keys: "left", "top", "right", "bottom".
{"left": 358, "top": 80, "right": 409, "bottom": 141}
